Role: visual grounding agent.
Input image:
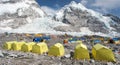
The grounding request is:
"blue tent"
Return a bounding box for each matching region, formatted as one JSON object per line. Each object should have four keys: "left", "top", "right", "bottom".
{"left": 112, "top": 38, "right": 119, "bottom": 41}
{"left": 68, "top": 37, "right": 78, "bottom": 43}
{"left": 42, "top": 36, "right": 51, "bottom": 40}
{"left": 72, "top": 37, "right": 78, "bottom": 41}
{"left": 93, "top": 40, "right": 101, "bottom": 44}
{"left": 79, "top": 37, "right": 86, "bottom": 40}
{"left": 33, "top": 37, "right": 43, "bottom": 42}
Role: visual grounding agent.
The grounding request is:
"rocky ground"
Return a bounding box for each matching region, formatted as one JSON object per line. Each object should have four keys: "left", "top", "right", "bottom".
{"left": 0, "top": 33, "right": 120, "bottom": 65}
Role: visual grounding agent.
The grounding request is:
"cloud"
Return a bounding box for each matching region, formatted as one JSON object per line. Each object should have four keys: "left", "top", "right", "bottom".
{"left": 92, "top": 0, "right": 120, "bottom": 9}
{"left": 41, "top": 6, "right": 58, "bottom": 16}
{"left": 80, "top": 0, "right": 88, "bottom": 5}
{"left": 95, "top": 8, "right": 108, "bottom": 14}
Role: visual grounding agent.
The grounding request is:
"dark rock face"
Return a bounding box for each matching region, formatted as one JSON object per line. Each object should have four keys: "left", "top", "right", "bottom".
{"left": 53, "top": 1, "right": 120, "bottom": 34}
{"left": 105, "top": 14, "right": 120, "bottom": 33}
{"left": 54, "top": 5, "right": 109, "bottom": 34}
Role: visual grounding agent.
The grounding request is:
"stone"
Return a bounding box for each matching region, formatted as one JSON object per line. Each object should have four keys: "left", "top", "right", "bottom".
{"left": 0, "top": 51, "right": 4, "bottom": 58}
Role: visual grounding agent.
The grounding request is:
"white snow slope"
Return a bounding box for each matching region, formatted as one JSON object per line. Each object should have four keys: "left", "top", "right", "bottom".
{"left": 0, "top": 1, "right": 120, "bottom": 37}
{"left": 54, "top": 1, "right": 120, "bottom": 37}
{"left": 55, "top": 1, "right": 115, "bottom": 30}
{"left": 0, "top": 0, "right": 45, "bottom": 17}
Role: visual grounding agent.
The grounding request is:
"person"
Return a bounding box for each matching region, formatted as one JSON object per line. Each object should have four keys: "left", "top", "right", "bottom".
{"left": 109, "top": 38, "right": 115, "bottom": 44}
{"left": 70, "top": 50, "right": 74, "bottom": 60}
{"left": 63, "top": 39, "right": 68, "bottom": 44}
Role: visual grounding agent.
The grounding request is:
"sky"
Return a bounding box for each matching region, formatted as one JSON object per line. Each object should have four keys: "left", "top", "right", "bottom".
{"left": 36, "top": 0, "right": 120, "bottom": 17}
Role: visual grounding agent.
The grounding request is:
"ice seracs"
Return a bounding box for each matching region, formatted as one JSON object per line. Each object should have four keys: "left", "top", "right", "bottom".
{"left": 0, "top": 0, "right": 120, "bottom": 37}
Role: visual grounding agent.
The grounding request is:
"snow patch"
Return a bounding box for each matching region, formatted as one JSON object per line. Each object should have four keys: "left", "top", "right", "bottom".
{"left": 0, "top": 19, "right": 14, "bottom": 26}
{"left": 12, "top": 18, "right": 67, "bottom": 33}
{"left": 0, "top": 2, "right": 29, "bottom": 15}
{"left": 26, "top": 17, "right": 32, "bottom": 23}
{"left": 31, "top": 7, "right": 45, "bottom": 17}
{"left": 0, "top": 27, "right": 12, "bottom": 31}
{"left": 0, "top": 0, "right": 10, "bottom": 2}
{"left": 24, "top": 0, "right": 36, "bottom": 4}
{"left": 80, "top": 27, "right": 94, "bottom": 34}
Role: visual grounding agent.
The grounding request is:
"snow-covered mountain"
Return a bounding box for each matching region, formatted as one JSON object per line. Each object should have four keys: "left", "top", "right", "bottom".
{"left": 0, "top": 1, "right": 120, "bottom": 37}
{"left": 53, "top": 1, "right": 120, "bottom": 36}
{"left": 0, "top": 0, "right": 46, "bottom": 31}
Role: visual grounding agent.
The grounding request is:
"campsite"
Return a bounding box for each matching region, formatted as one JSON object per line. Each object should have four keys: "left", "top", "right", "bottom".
{"left": 0, "top": 33, "right": 120, "bottom": 65}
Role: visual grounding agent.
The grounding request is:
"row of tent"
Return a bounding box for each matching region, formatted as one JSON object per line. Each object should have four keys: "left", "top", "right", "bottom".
{"left": 63, "top": 37, "right": 120, "bottom": 44}
{"left": 5, "top": 32, "right": 120, "bottom": 45}
{"left": 3, "top": 41, "right": 116, "bottom": 62}
{"left": 24, "top": 33, "right": 120, "bottom": 44}
{"left": 3, "top": 41, "right": 64, "bottom": 56}
{"left": 74, "top": 43, "right": 116, "bottom": 62}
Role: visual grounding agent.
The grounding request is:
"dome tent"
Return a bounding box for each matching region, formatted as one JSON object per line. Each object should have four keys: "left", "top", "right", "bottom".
{"left": 12, "top": 41, "right": 26, "bottom": 51}
{"left": 21, "top": 42, "right": 36, "bottom": 52}
{"left": 32, "top": 42, "right": 48, "bottom": 54}
{"left": 4, "top": 41, "right": 17, "bottom": 50}
{"left": 92, "top": 44, "right": 116, "bottom": 62}
{"left": 74, "top": 43, "right": 90, "bottom": 60}
{"left": 48, "top": 43, "right": 65, "bottom": 57}
{"left": 33, "top": 37, "right": 43, "bottom": 42}
{"left": 112, "top": 38, "right": 120, "bottom": 44}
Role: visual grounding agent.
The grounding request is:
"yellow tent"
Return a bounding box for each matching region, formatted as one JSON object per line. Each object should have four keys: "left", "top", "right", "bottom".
{"left": 12, "top": 41, "right": 26, "bottom": 51}
{"left": 4, "top": 41, "right": 17, "bottom": 50}
{"left": 21, "top": 42, "right": 36, "bottom": 52}
{"left": 32, "top": 42, "right": 48, "bottom": 54}
{"left": 100, "top": 38, "right": 104, "bottom": 41}
{"left": 34, "top": 34, "right": 42, "bottom": 37}
{"left": 48, "top": 43, "right": 65, "bottom": 57}
{"left": 115, "top": 40, "right": 120, "bottom": 44}
{"left": 25, "top": 34, "right": 31, "bottom": 37}
{"left": 92, "top": 44, "right": 116, "bottom": 62}
{"left": 74, "top": 43, "right": 90, "bottom": 60}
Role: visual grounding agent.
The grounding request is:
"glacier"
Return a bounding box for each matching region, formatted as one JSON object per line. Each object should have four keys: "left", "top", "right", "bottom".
{"left": 0, "top": 0, "right": 120, "bottom": 37}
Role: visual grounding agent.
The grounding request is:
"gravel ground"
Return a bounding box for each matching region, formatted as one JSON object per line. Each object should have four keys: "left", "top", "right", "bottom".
{"left": 0, "top": 33, "right": 120, "bottom": 65}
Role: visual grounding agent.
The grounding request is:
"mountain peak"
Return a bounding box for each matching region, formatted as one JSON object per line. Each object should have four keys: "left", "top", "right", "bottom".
{"left": 69, "top": 1, "right": 77, "bottom": 5}
{"left": 68, "top": 1, "right": 87, "bottom": 11}
{"left": 53, "top": 1, "right": 120, "bottom": 37}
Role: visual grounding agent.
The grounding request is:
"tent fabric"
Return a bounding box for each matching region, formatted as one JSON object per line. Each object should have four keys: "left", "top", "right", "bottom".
{"left": 21, "top": 42, "right": 35, "bottom": 52}
{"left": 99, "top": 38, "right": 104, "bottom": 41}
{"left": 32, "top": 42, "right": 48, "bottom": 54}
{"left": 79, "top": 37, "right": 86, "bottom": 41}
{"left": 92, "top": 44, "right": 116, "bottom": 62}
{"left": 63, "top": 39, "right": 68, "bottom": 44}
{"left": 48, "top": 43, "right": 65, "bottom": 57}
{"left": 42, "top": 36, "right": 51, "bottom": 40}
{"left": 4, "top": 41, "right": 17, "bottom": 50}
{"left": 25, "top": 34, "right": 31, "bottom": 37}
{"left": 34, "top": 34, "right": 42, "bottom": 37}
{"left": 112, "top": 38, "right": 119, "bottom": 41}
{"left": 112, "top": 38, "right": 120, "bottom": 44}
{"left": 12, "top": 41, "right": 26, "bottom": 51}
{"left": 74, "top": 43, "right": 90, "bottom": 60}
{"left": 33, "top": 37, "right": 43, "bottom": 42}
{"left": 68, "top": 38, "right": 78, "bottom": 43}
{"left": 93, "top": 40, "right": 101, "bottom": 44}
{"left": 115, "top": 41, "right": 120, "bottom": 44}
